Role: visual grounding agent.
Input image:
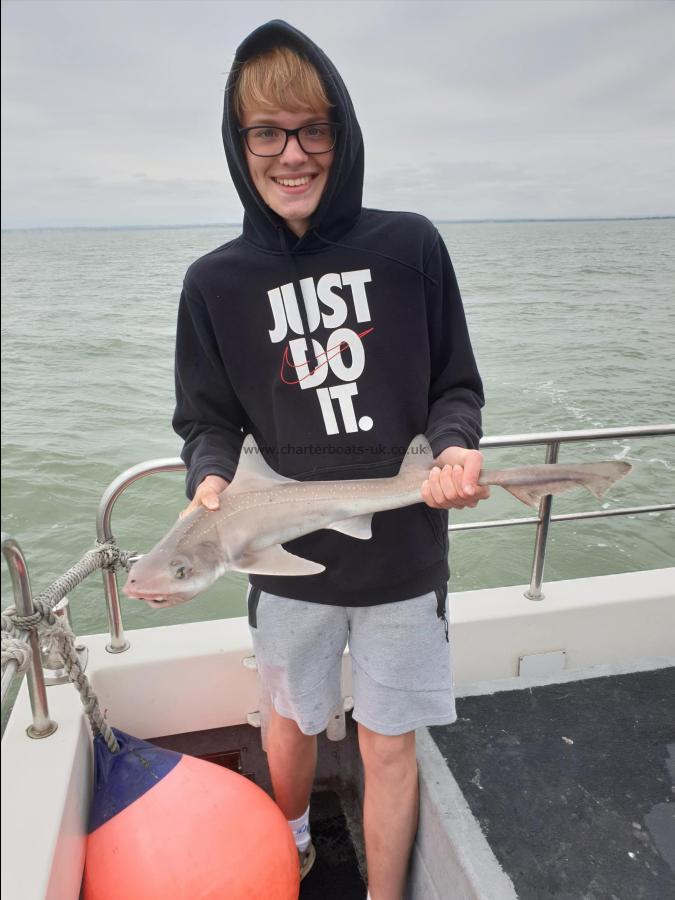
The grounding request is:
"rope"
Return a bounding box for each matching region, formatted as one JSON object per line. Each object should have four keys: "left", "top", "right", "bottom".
{"left": 1, "top": 635, "right": 32, "bottom": 674}
{"left": 32, "top": 541, "right": 133, "bottom": 611}
{"left": 1, "top": 541, "right": 134, "bottom": 754}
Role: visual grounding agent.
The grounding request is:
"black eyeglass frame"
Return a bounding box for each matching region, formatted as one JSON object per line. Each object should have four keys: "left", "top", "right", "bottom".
{"left": 238, "top": 122, "right": 341, "bottom": 157}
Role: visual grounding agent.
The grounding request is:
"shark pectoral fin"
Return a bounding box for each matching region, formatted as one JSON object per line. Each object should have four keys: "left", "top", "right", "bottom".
{"left": 328, "top": 514, "right": 373, "bottom": 540}
{"left": 234, "top": 545, "right": 325, "bottom": 577}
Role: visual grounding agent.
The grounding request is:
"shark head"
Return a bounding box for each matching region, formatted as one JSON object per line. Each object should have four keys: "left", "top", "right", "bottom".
{"left": 122, "top": 510, "right": 228, "bottom": 608}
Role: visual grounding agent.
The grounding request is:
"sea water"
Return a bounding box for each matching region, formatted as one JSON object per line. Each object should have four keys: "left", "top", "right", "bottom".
{"left": 1, "top": 218, "right": 674, "bottom": 635}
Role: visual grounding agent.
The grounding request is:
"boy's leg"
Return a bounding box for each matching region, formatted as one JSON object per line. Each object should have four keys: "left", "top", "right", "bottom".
{"left": 266, "top": 705, "right": 318, "bottom": 819}
{"left": 358, "top": 724, "right": 418, "bottom": 900}
{"left": 348, "top": 588, "right": 456, "bottom": 899}
{"left": 248, "top": 587, "right": 348, "bottom": 850}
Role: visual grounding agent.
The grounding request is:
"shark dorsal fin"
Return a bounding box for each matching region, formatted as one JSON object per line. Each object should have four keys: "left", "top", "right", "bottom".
{"left": 229, "top": 435, "right": 295, "bottom": 494}
{"left": 398, "top": 434, "right": 434, "bottom": 474}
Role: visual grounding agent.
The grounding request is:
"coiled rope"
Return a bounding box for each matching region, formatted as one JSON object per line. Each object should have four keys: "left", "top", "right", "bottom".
{"left": 1, "top": 633, "right": 32, "bottom": 674}
{"left": 1, "top": 541, "right": 135, "bottom": 753}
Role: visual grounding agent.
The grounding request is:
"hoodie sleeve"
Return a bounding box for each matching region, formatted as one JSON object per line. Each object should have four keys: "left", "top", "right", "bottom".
{"left": 172, "top": 272, "right": 246, "bottom": 498}
{"left": 424, "top": 230, "right": 484, "bottom": 456}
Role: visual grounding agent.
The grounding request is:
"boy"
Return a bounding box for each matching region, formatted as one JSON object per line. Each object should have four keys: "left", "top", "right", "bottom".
{"left": 174, "top": 20, "right": 488, "bottom": 899}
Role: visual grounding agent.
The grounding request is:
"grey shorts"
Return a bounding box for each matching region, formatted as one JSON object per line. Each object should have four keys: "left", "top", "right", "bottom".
{"left": 248, "top": 587, "right": 457, "bottom": 736}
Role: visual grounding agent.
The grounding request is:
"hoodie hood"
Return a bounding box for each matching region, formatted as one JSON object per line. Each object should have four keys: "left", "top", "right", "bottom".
{"left": 222, "top": 20, "right": 364, "bottom": 251}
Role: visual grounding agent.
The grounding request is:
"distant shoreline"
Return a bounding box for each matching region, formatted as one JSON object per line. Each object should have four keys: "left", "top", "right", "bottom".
{"left": 2, "top": 215, "right": 674, "bottom": 233}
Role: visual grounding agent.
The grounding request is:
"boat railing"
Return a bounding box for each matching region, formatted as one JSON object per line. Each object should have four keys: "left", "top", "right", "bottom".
{"left": 97, "top": 423, "right": 674, "bottom": 654}
{"left": 1, "top": 532, "right": 58, "bottom": 737}
{"left": 96, "top": 458, "right": 186, "bottom": 653}
{"left": 454, "top": 424, "right": 674, "bottom": 599}
{"left": 2, "top": 423, "right": 673, "bottom": 737}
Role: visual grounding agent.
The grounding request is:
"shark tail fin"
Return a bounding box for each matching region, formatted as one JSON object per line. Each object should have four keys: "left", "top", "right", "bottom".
{"left": 500, "top": 461, "right": 632, "bottom": 509}
{"left": 579, "top": 461, "right": 633, "bottom": 500}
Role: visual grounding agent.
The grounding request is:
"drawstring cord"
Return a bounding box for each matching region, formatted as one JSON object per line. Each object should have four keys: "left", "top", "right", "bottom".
{"left": 435, "top": 586, "right": 450, "bottom": 643}
{"left": 277, "top": 226, "right": 320, "bottom": 372}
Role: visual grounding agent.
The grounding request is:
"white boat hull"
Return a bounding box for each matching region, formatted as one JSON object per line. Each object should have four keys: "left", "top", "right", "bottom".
{"left": 2, "top": 568, "right": 674, "bottom": 899}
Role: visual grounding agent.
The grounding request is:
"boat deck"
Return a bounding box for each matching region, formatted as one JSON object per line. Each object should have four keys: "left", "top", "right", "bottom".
{"left": 429, "top": 667, "right": 675, "bottom": 900}
{"left": 300, "top": 789, "right": 366, "bottom": 899}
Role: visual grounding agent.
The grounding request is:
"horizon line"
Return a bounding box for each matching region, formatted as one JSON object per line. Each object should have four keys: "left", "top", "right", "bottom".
{"left": 2, "top": 214, "right": 674, "bottom": 233}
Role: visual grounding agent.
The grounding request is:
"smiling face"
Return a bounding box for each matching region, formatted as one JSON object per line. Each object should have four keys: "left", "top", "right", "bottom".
{"left": 240, "top": 106, "right": 334, "bottom": 238}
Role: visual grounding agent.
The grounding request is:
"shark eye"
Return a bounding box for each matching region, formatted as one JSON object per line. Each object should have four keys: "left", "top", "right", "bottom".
{"left": 170, "top": 559, "right": 191, "bottom": 580}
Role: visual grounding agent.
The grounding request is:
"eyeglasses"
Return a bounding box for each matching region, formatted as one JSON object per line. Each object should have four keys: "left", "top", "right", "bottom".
{"left": 238, "top": 122, "right": 340, "bottom": 157}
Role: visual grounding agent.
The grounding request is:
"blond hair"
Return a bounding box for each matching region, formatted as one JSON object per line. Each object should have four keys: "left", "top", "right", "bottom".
{"left": 232, "top": 46, "right": 333, "bottom": 120}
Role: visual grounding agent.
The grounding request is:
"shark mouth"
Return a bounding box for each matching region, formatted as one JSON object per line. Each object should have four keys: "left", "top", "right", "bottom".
{"left": 123, "top": 588, "right": 194, "bottom": 609}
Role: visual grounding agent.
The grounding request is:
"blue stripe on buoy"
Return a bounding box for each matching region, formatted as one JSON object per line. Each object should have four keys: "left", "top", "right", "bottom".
{"left": 88, "top": 728, "right": 182, "bottom": 833}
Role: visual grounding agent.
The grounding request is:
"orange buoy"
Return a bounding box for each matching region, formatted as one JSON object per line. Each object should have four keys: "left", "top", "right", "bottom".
{"left": 83, "top": 729, "right": 299, "bottom": 900}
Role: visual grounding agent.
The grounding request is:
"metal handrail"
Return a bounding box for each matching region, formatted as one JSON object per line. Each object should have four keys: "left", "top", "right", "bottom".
{"left": 477, "top": 424, "right": 674, "bottom": 447}
{"left": 452, "top": 423, "right": 675, "bottom": 599}
{"left": 1, "top": 533, "right": 58, "bottom": 737}
{"left": 97, "top": 423, "right": 675, "bottom": 649}
{"left": 96, "top": 458, "right": 185, "bottom": 653}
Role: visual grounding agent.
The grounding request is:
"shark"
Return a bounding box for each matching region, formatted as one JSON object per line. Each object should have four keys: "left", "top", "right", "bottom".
{"left": 122, "top": 434, "right": 631, "bottom": 607}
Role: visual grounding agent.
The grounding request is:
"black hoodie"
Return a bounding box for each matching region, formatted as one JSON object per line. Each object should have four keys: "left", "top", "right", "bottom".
{"left": 173, "top": 20, "right": 484, "bottom": 607}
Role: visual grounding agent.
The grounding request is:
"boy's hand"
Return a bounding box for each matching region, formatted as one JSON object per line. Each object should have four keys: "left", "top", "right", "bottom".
{"left": 421, "top": 446, "right": 490, "bottom": 510}
{"left": 180, "top": 474, "right": 229, "bottom": 519}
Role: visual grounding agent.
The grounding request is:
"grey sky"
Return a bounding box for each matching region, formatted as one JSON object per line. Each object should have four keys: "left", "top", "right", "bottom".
{"left": 2, "top": 0, "right": 674, "bottom": 228}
